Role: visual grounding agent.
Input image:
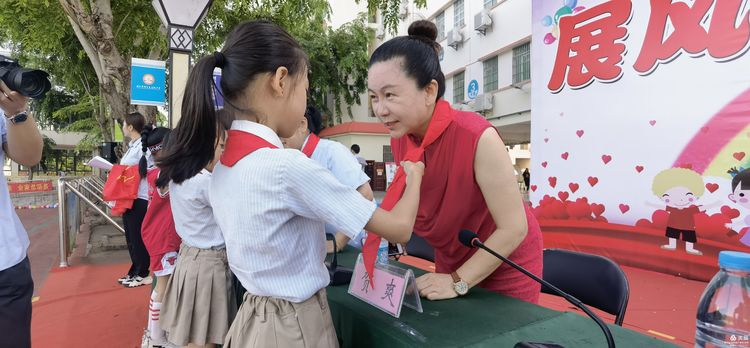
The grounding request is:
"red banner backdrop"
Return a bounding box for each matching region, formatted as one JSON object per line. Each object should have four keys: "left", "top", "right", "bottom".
{"left": 8, "top": 180, "right": 54, "bottom": 194}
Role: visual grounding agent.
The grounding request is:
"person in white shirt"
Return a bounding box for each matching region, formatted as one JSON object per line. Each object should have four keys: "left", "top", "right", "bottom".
{"left": 156, "top": 20, "right": 424, "bottom": 348}
{"left": 281, "top": 105, "right": 373, "bottom": 252}
{"left": 116, "top": 112, "right": 153, "bottom": 288}
{"left": 0, "top": 81, "right": 43, "bottom": 348}
{"left": 156, "top": 112, "right": 233, "bottom": 348}
{"left": 350, "top": 143, "right": 367, "bottom": 171}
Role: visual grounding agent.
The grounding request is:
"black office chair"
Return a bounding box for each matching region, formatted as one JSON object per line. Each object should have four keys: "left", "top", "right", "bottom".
{"left": 541, "top": 249, "right": 630, "bottom": 326}
{"left": 405, "top": 233, "right": 435, "bottom": 262}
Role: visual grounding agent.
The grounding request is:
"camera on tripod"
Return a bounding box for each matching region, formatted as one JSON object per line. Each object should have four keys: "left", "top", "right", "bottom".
{"left": 0, "top": 55, "right": 51, "bottom": 99}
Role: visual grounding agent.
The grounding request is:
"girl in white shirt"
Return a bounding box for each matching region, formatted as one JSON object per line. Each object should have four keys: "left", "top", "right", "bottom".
{"left": 118, "top": 112, "right": 153, "bottom": 288}
{"left": 156, "top": 118, "right": 232, "bottom": 348}
{"left": 157, "top": 20, "right": 423, "bottom": 348}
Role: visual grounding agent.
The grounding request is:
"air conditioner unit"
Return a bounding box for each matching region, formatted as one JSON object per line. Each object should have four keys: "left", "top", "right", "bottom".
{"left": 447, "top": 29, "right": 463, "bottom": 50}
{"left": 474, "top": 10, "right": 493, "bottom": 35}
{"left": 473, "top": 94, "right": 494, "bottom": 112}
{"left": 455, "top": 103, "right": 473, "bottom": 111}
{"left": 399, "top": 2, "right": 409, "bottom": 19}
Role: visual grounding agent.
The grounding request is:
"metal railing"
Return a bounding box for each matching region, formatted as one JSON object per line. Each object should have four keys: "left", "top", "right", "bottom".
{"left": 58, "top": 175, "right": 124, "bottom": 267}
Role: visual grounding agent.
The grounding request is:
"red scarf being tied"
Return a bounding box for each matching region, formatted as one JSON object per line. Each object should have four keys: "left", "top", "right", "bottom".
{"left": 363, "top": 99, "right": 454, "bottom": 287}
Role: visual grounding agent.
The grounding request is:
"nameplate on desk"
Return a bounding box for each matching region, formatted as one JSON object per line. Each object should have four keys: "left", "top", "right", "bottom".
{"left": 348, "top": 253, "right": 422, "bottom": 318}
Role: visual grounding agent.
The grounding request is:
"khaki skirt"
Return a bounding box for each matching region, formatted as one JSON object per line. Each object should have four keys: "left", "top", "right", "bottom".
{"left": 224, "top": 289, "right": 339, "bottom": 348}
{"left": 160, "top": 244, "right": 235, "bottom": 346}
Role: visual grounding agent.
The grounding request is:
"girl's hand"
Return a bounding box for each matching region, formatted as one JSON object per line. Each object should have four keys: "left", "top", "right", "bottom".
{"left": 401, "top": 161, "right": 424, "bottom": 181}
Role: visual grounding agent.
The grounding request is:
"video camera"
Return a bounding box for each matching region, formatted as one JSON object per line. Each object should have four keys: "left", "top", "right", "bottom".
{"left": 0, "top": 55, "right": 51, "bottom": 99}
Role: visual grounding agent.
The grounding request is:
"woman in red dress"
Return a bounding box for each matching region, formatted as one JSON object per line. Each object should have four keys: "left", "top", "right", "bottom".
{"left": 368, "top": 20, "right": 543, "bottom": 303}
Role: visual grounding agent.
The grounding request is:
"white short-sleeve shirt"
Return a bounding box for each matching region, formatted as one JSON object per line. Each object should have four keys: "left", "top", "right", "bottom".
{"left": 211, "top": 120, "right": 377, "bottom": 303}
{"left": 303, "top": 135, "right": 371, "bottom": 247}
{"left": 0, "top": 111, "right": 30, "bottom": 271}
{"left": 119, "top": 137, "right": 152, "bottom": 200}
{"left": 169, "top": 169, "right": 224, "bottom": 249}
{"left": 306, "top": 135, "right": 370, "bottom": 190}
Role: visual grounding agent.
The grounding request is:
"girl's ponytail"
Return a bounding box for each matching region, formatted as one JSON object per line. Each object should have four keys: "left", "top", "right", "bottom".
{"left": 156, "top": 54, "right": 220, "bottom": 185}
{"left": 139, "top": 124, "right": 154, "bottom": 177}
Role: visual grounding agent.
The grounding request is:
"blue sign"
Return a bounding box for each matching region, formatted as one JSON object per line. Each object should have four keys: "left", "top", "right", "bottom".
{"left": 130, "top": 58, "right": 166, "bottom": 106}
{"left": 468, "top": 80, "right": 479, "bottom": 100}
{"left": 213, "top": 68, "right": 224, "bottom": 109}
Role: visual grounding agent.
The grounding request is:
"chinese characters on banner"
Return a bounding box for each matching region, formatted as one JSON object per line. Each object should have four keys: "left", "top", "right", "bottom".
{"left": 549, "top": 0, "right": 750, "bottom": 92}
{"left": 8, "top": 181, "right": 54, "bottom": 194}
{"left": 532, "top": 0, "right": 750, "bottom": 281}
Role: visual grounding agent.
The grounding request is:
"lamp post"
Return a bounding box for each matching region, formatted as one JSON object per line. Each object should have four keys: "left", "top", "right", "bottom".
{"left": 151, "top": 0, "right": 213, "bottom": 128}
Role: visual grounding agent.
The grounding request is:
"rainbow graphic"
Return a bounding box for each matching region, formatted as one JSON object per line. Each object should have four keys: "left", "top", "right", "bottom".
{"left": 675, "top": 88, "right": 750, "bottom": 177}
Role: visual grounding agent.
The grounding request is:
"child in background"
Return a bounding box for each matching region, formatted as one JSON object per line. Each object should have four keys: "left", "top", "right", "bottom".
{"left": 118, "top": 112, "right": 152, "bottom": 287}
{"left": 156, "top": 119, "right": 232, "bottom": 348}
{"left": 137, "top": 126, "right": 181, "bottom": 347}
{"left": 281, "top": 104, "right": 373, "bottom": 252}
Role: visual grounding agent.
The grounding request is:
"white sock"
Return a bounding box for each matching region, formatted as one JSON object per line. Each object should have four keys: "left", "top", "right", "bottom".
{"left": 663, "top": 238, "right": 677, "bottom": 248}
{"left": 148, "top": 291, "right": 166, "bottom": 345}
{"left": 686, "top": 242, "right": 701, "bottom": 253}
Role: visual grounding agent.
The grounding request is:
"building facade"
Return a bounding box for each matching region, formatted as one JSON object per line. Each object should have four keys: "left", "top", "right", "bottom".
{"left": 326, "top": 0, "right": 532, "bottom": 170}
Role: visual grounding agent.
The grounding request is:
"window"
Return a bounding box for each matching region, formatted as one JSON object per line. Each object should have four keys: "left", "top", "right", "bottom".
{"left": 513, "top": 42, "right": 531, "bottom": 84}
{"left": 454, "top": 0, "right": 465, "bottom": 27}
{"left": 436, "top": 11, "right": 445, "bottom": 40}
{"left": 484, "top": 0, "right": 497, "bottom": 9}
{"left": 383, "top": 145, "right": 393, "bottom": 162}
{"left": 453, "top": 71, "right": 465, "bottom": 104}
{"left": 483, "top": 56, "right": 499, "bottom": 92}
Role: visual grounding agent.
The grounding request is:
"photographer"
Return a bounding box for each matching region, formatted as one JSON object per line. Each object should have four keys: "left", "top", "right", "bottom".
{"left": 0, "top": 79, "right": 43, "bottom": 348}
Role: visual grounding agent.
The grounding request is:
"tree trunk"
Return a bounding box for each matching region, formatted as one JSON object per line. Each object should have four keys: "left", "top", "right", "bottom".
{"left": 59, "top": 0, "right": 137, "bottom": 141}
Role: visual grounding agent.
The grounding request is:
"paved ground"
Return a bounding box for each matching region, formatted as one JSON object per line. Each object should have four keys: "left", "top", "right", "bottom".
{"left": 17, "top": 209, "right": 59, "bottom": 296}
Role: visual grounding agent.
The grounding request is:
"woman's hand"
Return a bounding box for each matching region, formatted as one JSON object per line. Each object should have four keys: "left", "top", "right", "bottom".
{"left": 416, "top": 273, "right": 458, "bottom": 300}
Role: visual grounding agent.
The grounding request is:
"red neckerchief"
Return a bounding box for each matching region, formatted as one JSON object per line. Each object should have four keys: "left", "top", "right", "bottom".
{"left": 220, "top": 129, "right": 278, "bottom": 167}
{"left": 301, "top": 134, "right": 321, "bottom": 158}
{"left": 362, "top": 99, "right": 454, "bottom": 287}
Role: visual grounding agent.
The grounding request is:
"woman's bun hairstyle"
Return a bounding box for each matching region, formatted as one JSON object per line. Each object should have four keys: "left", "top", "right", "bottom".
{"left": 408, "top": 20, "right": 441, "bottom": 54}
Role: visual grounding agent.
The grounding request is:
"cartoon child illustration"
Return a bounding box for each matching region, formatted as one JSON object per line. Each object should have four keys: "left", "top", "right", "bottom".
{"left": 726, "top": 167, "right": 750, "bottom": 247}
{"left": 648, "top": 168, "right": 708, "bottom": 255}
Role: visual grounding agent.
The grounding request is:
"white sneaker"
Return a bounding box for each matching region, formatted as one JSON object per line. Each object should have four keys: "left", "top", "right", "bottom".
{"left": 118, "top": 274, "right": 134, "bottom": 284}
{"left": 141, "top": 329, "right": 150, "bottom": 348}
{"left": 125, "top": 276, "right": 153, "bottom": 288}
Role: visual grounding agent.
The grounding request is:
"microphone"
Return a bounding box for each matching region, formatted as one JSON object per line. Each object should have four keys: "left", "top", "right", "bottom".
{"left": 458, "top": 230, "right": 615, "bottom": 348}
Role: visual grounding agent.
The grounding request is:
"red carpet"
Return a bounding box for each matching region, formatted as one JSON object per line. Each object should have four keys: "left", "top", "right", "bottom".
{"left": 31, "top": 260, "right": 149, "bottom": 348}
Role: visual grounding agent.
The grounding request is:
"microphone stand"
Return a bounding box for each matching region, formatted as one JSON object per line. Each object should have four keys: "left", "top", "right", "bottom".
{"left": 465, "top": 235, "right": 615, "bottom": 348}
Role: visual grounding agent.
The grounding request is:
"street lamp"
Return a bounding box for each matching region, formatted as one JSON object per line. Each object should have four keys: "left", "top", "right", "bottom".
{"left": 151, "top": 0, "right": 213, "bottom": 128}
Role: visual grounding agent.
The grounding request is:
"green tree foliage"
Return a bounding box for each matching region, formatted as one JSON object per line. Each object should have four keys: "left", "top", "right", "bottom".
{"left": 0, "top": 0, "right": 422, "bottom": 143}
